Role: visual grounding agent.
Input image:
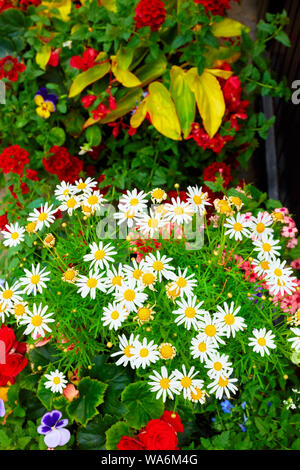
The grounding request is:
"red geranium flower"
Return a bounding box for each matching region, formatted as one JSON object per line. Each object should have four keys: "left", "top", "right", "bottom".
{"left": 160, "top": 410, "right": 184, "bottom": 433}
{"left": 194, "top": 0, "right": 239, "bottom": 16}
{"left": 117, "top": 436, "right": 145, "bottom": 450}
{"left": 0, "top": 1, "right": 13, "bottom": 13}
{"left": 0, "top": 325, "right": 28, "bottom": 386}
{"left": 91, "top": 103, "right": 110, "bottom": 121}
{"left": 43, "top": 146, "right": 84, "bottom": 183}
{"left": 135, "top": 0, "right": 166, "bottom": 32}
{"left": 70, "top": 48, "right": 99, "bottom": 71}
{"left": 203, "top": 161, "right": 232, "bottom": 187}
{"left": 0, "top": 212, "right": 9, "bottom": 231}
{"left": 81, "top": 94, "right": 97, "bottom": 109}
{"left": 19, "top": 0, "right": 41, "bottom": 6}
{"left": 0, "top": 56, "right": 26, "bottom": 82}
{"left": 0, "top": 145, "right": 29, "bottom": 175}
{"left": 25, "top": 169, "right": 39, "bottom": 181}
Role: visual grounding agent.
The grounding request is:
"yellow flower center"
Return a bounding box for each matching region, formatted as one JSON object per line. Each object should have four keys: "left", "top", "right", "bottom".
{"left": 174, "top": 206, "right": 184, "bottom": 215}
{"left": 53, "top": 377, "right": 61, "bottom": 385}
{"left": 193, "top": 195, "right": 202, "bottom": 205}
{"left": 38, "top": 212, "right": 48, "bottom": 221}
{"left": 44, "top": 234, "right": 55, "bottom": 245}
{"left": 274, "top": 212, "right": 283, "bottom": 221}
{"left": 87, "top": 195, "right": 99, "bottom": 206}
{"left": 94, "top": 249, "right": 105, "bottom": 260}
{"left": 231, "top": 196, "right": 242, "bottom": 206}
{"left": 185, "top": 307, "right": 196, "bottom": 318}
{"left": 123, "top": 345, "right": 133, "bottom": 358}
{"left": 160, "top": 378, "right": 170, "bottom": 390}
{"left": 133, "top": 269, "right": 143, "bottom": 279}
{"left": 77, "top": 182, "right": 87, "bottom": 190}
{"left": 31, "top": 315, "right": 43, "bottom": 327}
{"left": 63, "top": 189, "right": 69, "bottom": 196}
{"left": 218, "top": 376, "right": 229, "bottom": 387}
{"left": 233, "top": 222, "right": 243, "bottom": 232}
{"left": 256, "top": 223, "right": 265, "bottom": 233}
{"left": 224, "top": 314, "right": 235, "bottom": 325}
{"left": 176, "top": 277, "right": 187, "bottom": 288}
{"left": 123, "top": 289, "right": 135, "bottom": 301}
{"left": 125, "top": 211, "right": 135, "bottom": 219}
{"left": 64, "top": 269, "right": 76, "bottom": 281}
{"left": 26, "top": 222, "right": 37, "bottom": 232}
{"left": 86, "top": 278, "right": 97, "bottom": 288}
{"left": 130, "top": 198, "right": 139, "bottom": 206}
{"left": 153, "top": 261, "right": 164, "bottom": 271}
{"left": 112, "top": 275, "right": 122, "bottom": 286}
{"left": 30, "top": 275, "right": 40, "bottom": 285}
{"left": 198, "top": 342, "right": 207, "bottom": 352}
{"left": 152, "top": 189, "right": 165, "bottom": 200}
{"left": 148, "top": 218, "right": 159, "bottom": 228}
{"left": 205, "top": 325, "right": 216, "bottom": 337}
{"left": 137, "top": 307, "right": 151, "bottom": 321}
{"left": 2, "top": 289, "right": 13, "bottom": 300}
{"left": 218, "top": 200, "right": 231, "bottom": 213}
{"left": 11, "top": 232, "right": 19, "bottom": 240}
{"left": 142, "top": 273, "right": 155, "bottom": 285}
{"left": 139, "top": 348, "right": 149, "bottom": 358}
{"left": 257, "top": 337, "right": 266, "bottom": 346}
{"left": 191, "top": 387, "right": 203, "bottom": 401}
{"left": 260, "top": 261, "right": 269, "bottom": 270}
{"left": 213, "top": 361, "right": 223, "bottom": 371}
{"left": 67, "top": 198, "right": 77, "bottom": 208}
{"left": 159, "top": 344, "right": 174, "bottom": 359}
{"left": 262, "top": 243, "right": 271, "bottom": 252}
{"left": 180, "top": 376, "right": 192, "bottom": 388}
{"left": 14, "top": 304, "right": 25, "bottom": 316}
{"left": 274, "top": 268, "right": 282, "bottom": 277}
{"left": 111, "top": 311, "right": 119, "bottom": 320}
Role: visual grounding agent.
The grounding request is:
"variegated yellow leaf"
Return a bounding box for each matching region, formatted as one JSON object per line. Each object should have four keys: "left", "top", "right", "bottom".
{"left": 41, "top": 0, "right": 72, "bottom": 22}
{"left": 170, "top": 66, "right": 195, "bottom": 138}
{"left": 147, "top": 82, "right": 182, "bottom": 141}
{"left": 69, "top": 62, "right": 111, "bottom": 98}
{"left": 206, "top": 68, "right": 233, "bottom": 79}
{"left": 111, "top": 55, "right": 141, "bottom": 88}
{"left": 130, "top": 100, "right": 147, "bottom": 129}
{"left": 36, "top": 44, "right": 51, "bottom": 70}
{"left": 211, "top": 18, "right": 250, "bottom": 37}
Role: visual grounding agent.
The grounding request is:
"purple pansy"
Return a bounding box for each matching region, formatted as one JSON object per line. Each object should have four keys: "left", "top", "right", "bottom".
{"left": 0, "top": 399, "right": 5, "bottom": 418}
{"left": 37, "top": 410, "right": 70, "bottom": 448}
{"left": 35, "top": 86, "right": 58, "bottom": 109}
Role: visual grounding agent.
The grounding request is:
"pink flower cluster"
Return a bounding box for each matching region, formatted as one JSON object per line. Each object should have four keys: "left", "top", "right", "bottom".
{"left": 275, "top": 207, "right": 299, "bottom": 249}
{"left": 272, "top": 278, "right": 300, "bottom": 315}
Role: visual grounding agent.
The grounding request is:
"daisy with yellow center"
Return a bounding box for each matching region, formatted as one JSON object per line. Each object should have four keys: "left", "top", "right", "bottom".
{"left": 271, "top": 211, "right": 285, "bottom": 223}
{"left": 110, "top": 333, "right": 139, "bottom": 368}
{"left": 59, "top": 194, "right": 81, "bottom": 216}
{"left": 19, "top": 303, "right": 54, "bottom": 339}
{"left": 12, "top": 301, "right": 30, "bottom": 322}
{"left": 25, "top": 221, "right": 37, "bottom": 234}
{"left": 173, "top": 365, "right": 204, "bottom": 400}
{"left": 287, "top": 328, "right": 300, "bottom": 351}
{"left": 27, "top": 202, "right": 57, "bottom": 231}
{"left": 114, "top": 206, "right": 139, "bottom": 228}
{"left": 214, "top": 301, "right": 247, "bottom": 338}
{"left": 204, "top": 352, "right": 233, "bottom": 379}
{"left": 136, "top": 209, "right": 166, "bottom": 238}
{"left": 213, "top": 197, "right": 234, "bottom": 216}
{"left": 248, "top": 328, "right": 276, "bottom": 356}
{"left": 19, "top": 263, "right": 50, "bottom": 296}
{"left": 54, "top": 181, "right": 75, "bottom": 202}
{"left": 148, "top": 366, "right": 180, "bottom": 402}
{"left": 186, "top": 185, "right": 211, "bottom": 215}
{"left": 62, "top": 268, "right": 79, "bottom": 284}
{"left": 189, "top": 386, "right": 208, "bottom": 404}
{"left": 144, "top": 251, "right": 175, "bottom": 282}
{"left": 0, "top": 281, "right": 23, "bottom": 308}
{"left": 168, "top": 267, "right": 197, "bottom": 298}
{"left": 102, "top": 301, "right": 128, "bottom": 330}
{"left": 133, "top": 304, "right": 155, "bottom": 326}
{"left": 131, "top": 337, "right": 159, "bottom": 369}
{"left": 44, "top": 370, "right": 67, "bottom": 394}
{"left": 224, "top": 213, "right": 251, "bottom": 241}
{"left": 207, "top": 373, "right": 238, "bottom": 400}
{"left": 229, "top": 196, "right": 243, "bottom": 211}
{"left": 165, "top": 282, "right": 181, "bottom": 301}
{"left": 190, "top": 335, "right": 218, "bottom": 362}
{"left": 105, "top": 264, "right": 124, "bottom": 293}
{"left": 1, "top": 222, "right": 25, "bottom": 248}
{"left": 83, "top": 241, "right": 117, "bottom": 271}
{"left": 164, "top": 197, "right": 194, "bottom": 225}
{"left": 151, "top": 188, "right": 167, "bottom": 203}
{"left": 114, "top": 279, "right": 148, "bottom": 313}
{"left": 123, "top": 259, "right": 146, "bottom": 285}
{"left": 248, "top": 211, "right": 274, "bottom": 240}
{"left": 119, "top": 188, "right": 148, "bottom": 213}
{"left": 252, "top": 235, "right": 281, "bottom": 262}
{"left": 74, "top": 177, "right": 97, "bottom": 194}
{"left": 173, "top": 295, "right": 208, "bottom": 331}
{"left": 158, "top": 342, "right": 177, "bottom": 360}
{"left": 140, "top": 269, "right": 157, "bottom": 290}
{"left": 75, "top": 270, "right": 107, "bottom": 299}
{"left": 252, "top": 258, "right": 271, "bottom": 277}
{"left": 0, "top": 302, "right": 9, "bottom": 323}
{"left": 82, "top": 190, "right": 105, "bottom": 213}
{"left": 265, "top": 259, "right": 297, "bottom": 296}
{"left": 198, "top": 312, "right": 226, "bottom": 347}
{"left": 43, "top": 233, "right": 56, "bottom": 248}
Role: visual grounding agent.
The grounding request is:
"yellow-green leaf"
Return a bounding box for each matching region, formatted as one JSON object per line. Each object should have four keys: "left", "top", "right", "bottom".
{"left": 101, "top": 0, "right": 117, "bottom": 12}
{"left": 69, "top": 62, "right": 110, "bottom": 98}
{"left": 130, "top": 100, "right": 147, "bottom": 129}
{"left": 83, "top": 88, "right": 143, "bottom": 128}
{"left": 35, "top": 44, "right": 51, "bottom": 70}
{"left": 111, "top": 55, "right": 141, "bottom": 88}
{"left": 135, "top": 54, "right": 167, "bottom": 87}
{"left": 211, "top": 18, "right": 250, "bottom": 37}
{"left": 170, "top": 66, "right": 195, "bottom": 138}
{"left": 147, "top": 82, "right": 182, "bottom": 141}
{"left": 41, "top": 0, "right": 71, "bottom": 22}
{"left": 186, "top": 68, "right": 225, "bottom": 138}
{"left": 206, "top": 68, "right": 233, "bottom": 79}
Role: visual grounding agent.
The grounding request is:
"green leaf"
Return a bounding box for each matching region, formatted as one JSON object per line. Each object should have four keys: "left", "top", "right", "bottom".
{"left": 37, "top": 376, "right": 54, "bottom": 410}
{"left": 105, "top": 421, "right": 130, "bottom": 450}
{"left": 135, "top": 53, "right": 167, "bottom": 87}
{"left": 85, "top": 126, "right": 102, "bottom": 147}
{"left": 121, "top": 381, "right": 164, "bottom": 430}
{"left": 67, "top": 377, "right": 107, "bottom": 426}
{"left": 49, "top": 127, "right": 66, "bottom": 146}
{"left": 275, "top": 31, "right": 291, "bottom": 47}
{"left": 77, "top": 414, "right": 116, "bottom": 450}
{"left": 170, "top": 66, "right": 195, "bottom": 138}
{"left": 69, "top": 62, "right": 111, "bottom": 98}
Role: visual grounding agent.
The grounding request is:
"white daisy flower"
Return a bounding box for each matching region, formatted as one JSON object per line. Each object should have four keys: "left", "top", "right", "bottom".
{"left": 213, "top": 301, "right": 247, "bottom": 338}
{"left": 252, "top": 258, "right": 271, "bottom": 278}
{"left": 173, "top": 365, "right": 204, "bottom": 400}
{"left": 164, "top": 197, "right": 194, "bottom": 225}
{"left": 204, "top": 353, "right": 233, "bottom": 379}
{"left": 105, "top": 264, "right": 124, "bottom": 293}
{"left": 207, "top": 374, "right": 238, "bottom": 400}
{"left": 1, "top": 222, "right": 25, "bottom": 247}
{"left": 148, "top": 366, "right": 180, "bottom": 402}
{"left": 19, "top": 264, "right": 51, "bottom": 296}
{"left": 44, "top": 370, "right": 67, "bottom": 394}
{"left": 123, "top": 259, "right": 146, "bottom": 285}
{"left": 248, "top": 328, "right": 276, "bottom": 356}
{"left": 198, "top": 312, "right": 226, "bottom": 347}
{"left": 0, "top": 302, "right": 10, "bottom": 323}
{"left": 114, "top": 279, "right": 148, "bottom": 313}
{"left": 11, "top": 300, "right": 30, "bottom": 322}
{"left": 248, "top": 211, "right": 274, "bottom": 240}
{"left": 144, "top": 251, "right": 175, "bottom": 282}
{"left": 186, "top": 185, "right": 211, "bottom": 215}
{"left": 131, "top": 337, "right": 159, "bottom": 369}
{"left": 136, "top": 208, "right": 165, "bottom": 238}
{"left": 0, "top": 281, "right": 23, "bottom": 307}
{"left": 83, "top": 241, "right": 117, "bottom": 271}
{"left": 20, "top": 303, "right": 54, "bottom": 339}
{"left": 54, "top": 181, "right": 75, "bottom": 201}
{"left": 288, "top": 328, "right": 300, "bottom": 351}
{"left": 76, "top": 270, "right": 107, "bottom": 299}
{"left": 82, "top": 190, "right": 105, "bottom": 213}
{"left": 111, "top": 333, "right": 139, "bottom": 368}
{"left": 168, "top": 267, "right": 197, "bottom": 297}
{"left": 27, "top": 202, "right": 57, "bottom": 231}
{"left": 58, "top": 194, "right": 81, "bottom": 216}
{"left": 189, "top": 385, "right": 208, "bottom": 404}
{"left": 151, "top": 188, "right": 167, "bottom": 203}
{"left": 102, "top": 301, "right": 128, "bottom": 330}
{"left": 265, "top": 259, "right": 297, "bottom": 296}
{"left": 190, "top": 335, "right": 219, "bottom": 362}
{"left": 139, "top": 269, "right": 157, "bottom": 290}
{"left": 114, "top": 206, "right": 140, "bottom": 228}
{"left": 173, "top": 296, "right": 207, "bottom": 330}
{"left": 119, "top": 188, "right": 148, "bottom": 214}
{"left": 74, "top": 177, "right": 97, "bottom": 194}
{"left": 224, "top": 213, "right": 251, "bottom": 241}
{"left": 252, "top": 235, "right": 281, "bottom": 262}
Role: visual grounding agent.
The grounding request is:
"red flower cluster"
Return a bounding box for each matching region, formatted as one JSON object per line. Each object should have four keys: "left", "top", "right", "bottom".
{"left": 0, "top": 56, "right": 26, "bottom": 82}
{"left": 19, "top": 0, "right": 41, "bottom": 6}
{"left": 0, "top": 212, "right": 8, "bottom": 231}
{"left": 194, "top": 0, "right": 239, "bottom": 16}
{"left": 0, "top": 325, "right": 28, "bottom": 386}
{"left": 81, "top": 94, "right": 97, "bottom": 109}
{"left": 117, "top": 411, "right": 184, "bottom": 450}
{"left": 188, "top": 123, "right": 233, "bottom": 154}
{"left": 134, "top": 0, "right": 166, "bottom": 32}
{"left": 70, "top": 48, "right": 100, "bottom": 71}
{"left": 42, "top": 145, "right": 84, "bottom": 183}
{"left": 91, "top": 103, "right": 110, "bottom": 121}
{"left": 0, "top": 145, "right": 29, "bottom": 175}
{"left": 203, "top": 161, "right": 232, "bottom": 187}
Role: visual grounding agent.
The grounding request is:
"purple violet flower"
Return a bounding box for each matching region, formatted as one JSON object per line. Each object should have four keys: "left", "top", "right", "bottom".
{"left": 37, "top": 410, "right": 70, "bottom": 448}
{"left": 0, "top": 399, "right": 5, "bottom": 418}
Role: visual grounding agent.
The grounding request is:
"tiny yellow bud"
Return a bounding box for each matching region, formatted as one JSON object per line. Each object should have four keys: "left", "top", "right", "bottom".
{"left": 247, "top": 293, "right": 251, "bottom": 297}
{"left": 227, "top": 292, "right": 233, "bottom": 298}
{"left": 57, "top": 291, "right": 61, "bottom": 296}
{"left": 37, "top": 366, "right": 42, "bottom": 371}
{"left": 62, "top": 222, "right": 67, "bottom": 228}
{"left": 195, "top": 265, "right": 198, "bottom": 268}
{"left": 173, "top": 333, "right": 177, "bottom": 337}
{"left": 268, "top": 297, "right": 273, "bottom": 301}
{"left": 33, "top": 241, "right": 37, "bottom": 245}
{"left": 83, "top": 216, "right": 88, "bottom": 221}
{"left": 88, "top": 365, "right": 92, "bottom": 370}
{"left": 174, "top": 183, "right": 179, "bottom": 189}
{"left": 72, "top": 309, "right": 77, "bottom": 313}
{"left": 29, "top": 344, "right": 35, "bottom": 350}
{"left": 261, "top": 295, "right": 266, "bottom": 300}
{"left": 146, "top": 327, "right": 151, "bottom": 332}
{"left": 23, "top": 258, "right": 26, "bottom": 261}
{"left": 126, "top": 235, "right": 131, "bottom": 241}
{"left": 107, "top": 342, "right": 113, "bottom": 348}
{"left": 213, "top": 250, "right": 219, "bottom": 256}
{"left": 248, "top": 257, "right": 253, "bottom": 262}
{"left": 63, "top": 348, "right": 68, "bottom": 353}
{"left": 283, "top": 374, "right": 288, "bottom": 380}
{"left": 252, "top": 365, "right": 256, "bottom": 369}
{"left": 19, "top": 263, "right": 23, "bottom": 268}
